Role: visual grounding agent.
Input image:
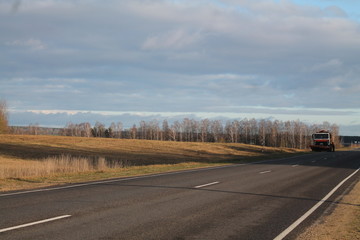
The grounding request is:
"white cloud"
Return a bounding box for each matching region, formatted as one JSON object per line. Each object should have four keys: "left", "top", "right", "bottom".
{"left": 6, "top": 38, "right": 46, "bottom": 50}
{"left": 308, "top": 59, "right": 343, "bottom": 72}
{"left": 142, "top": 29, "right": 202, "bottom": 50}
{"left": 26, "top": 110, "right": 84, "bottom": 115}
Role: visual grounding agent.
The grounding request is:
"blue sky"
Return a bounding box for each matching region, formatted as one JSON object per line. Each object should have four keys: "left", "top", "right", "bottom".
{"left": 1, "top": 0, "right": 360, "bottom": 135}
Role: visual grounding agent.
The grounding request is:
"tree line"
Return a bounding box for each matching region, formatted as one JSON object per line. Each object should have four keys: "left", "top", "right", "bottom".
{"left": 59, "top": 118, "right": 340, "bottom": 149}
{"left": 1, "top": 99, "right": 340, "bottom": 149}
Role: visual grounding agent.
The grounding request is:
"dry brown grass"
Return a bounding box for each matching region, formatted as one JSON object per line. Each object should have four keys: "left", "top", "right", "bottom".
{"left": 0, "top": 155, "right": 113, "bottom": 179}
{"left": 0, "top": 134, "right": 303, "bottom": 163}
{"left": 0, "top": 134, "right": 307, "bottom": 191}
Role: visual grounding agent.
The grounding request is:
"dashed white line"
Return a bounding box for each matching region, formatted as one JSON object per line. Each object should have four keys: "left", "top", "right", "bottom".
{"left": 292, "top": 165, "right": 299, "bottom": 167}
{"left": 0, "top": 215, "right": 71, "bottom": 233}
{"left": 259, "top": 170, "right": 272, "bottom": 174}
{"left": 273, "top": 168, "right": 360, "bottom": 240}
{"left": 194, "top": 181, "right": 220, "bottom": 189}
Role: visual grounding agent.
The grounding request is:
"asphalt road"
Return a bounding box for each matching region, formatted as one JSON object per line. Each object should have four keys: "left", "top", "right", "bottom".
{"left": 1, "top": 150, "right": 359, "bottom": 240}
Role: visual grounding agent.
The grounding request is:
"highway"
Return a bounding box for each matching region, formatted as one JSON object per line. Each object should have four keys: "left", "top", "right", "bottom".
{"left": 1, "top": 150, "right": 359, "bottom": 240}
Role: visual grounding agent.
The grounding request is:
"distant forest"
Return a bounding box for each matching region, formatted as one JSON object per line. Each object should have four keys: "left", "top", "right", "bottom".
{"left": 0, "top": 99, "right": 341, "bottom": 149}
{"left": 9, "top": 118, "right": 340, "bottom": 150}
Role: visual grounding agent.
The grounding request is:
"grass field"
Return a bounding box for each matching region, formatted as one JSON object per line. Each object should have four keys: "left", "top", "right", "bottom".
{"left": 0, "top": 134, "right": 307, "bottom": 192}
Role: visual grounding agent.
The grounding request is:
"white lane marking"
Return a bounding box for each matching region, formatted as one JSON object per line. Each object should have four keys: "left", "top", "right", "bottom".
{"left": 292, "top": 165, "right": 299, "bottom": 167}
{"left": 194, "top": 182, "right": 220, "bottom": 189}
{"left": 0, "top": 169, "right": 227, "bottom": 197}
{"left": 260, "top": 170, "right": 272, "bottom": 174}
{"left": 0, "top": 215, "right": 71, "bottom": 233}
{"left": 273, "top": 168, "right": 360, "bottom": 240}
{"left": 0, "top": 154, "right": 308, "bottom": 197}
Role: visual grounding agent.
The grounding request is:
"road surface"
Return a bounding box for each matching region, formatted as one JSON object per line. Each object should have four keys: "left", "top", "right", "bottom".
{"left": 1, "top": 150, "right": 359, "bottom": 240}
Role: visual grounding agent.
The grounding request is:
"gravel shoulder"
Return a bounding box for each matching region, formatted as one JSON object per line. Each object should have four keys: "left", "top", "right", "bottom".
{"left": 297, "top": 178, "right": 360, "bottom": 240}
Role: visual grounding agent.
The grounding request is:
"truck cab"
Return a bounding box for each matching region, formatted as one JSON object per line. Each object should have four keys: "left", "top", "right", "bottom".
{"left": 310, "top": 130, "right": 335, "bottom": 152}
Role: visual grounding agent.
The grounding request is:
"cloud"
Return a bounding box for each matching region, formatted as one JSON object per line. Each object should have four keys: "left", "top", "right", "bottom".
{"left": 307, "top": 59, "right": 343, "bottom": 72}
{"left": 142, "top": 29, "right": 202, "bottom": 50}
{"left": 6, "top": 38, "right": 46, "bottom": 50}
{"left": 11, "top": 0, "right": 22, "bottom": 14}
{"left": 324, "top": 6, "right": 348, "bottom": 18}
{"left": 1, "top": 0, "right": 360, "bottom": 133}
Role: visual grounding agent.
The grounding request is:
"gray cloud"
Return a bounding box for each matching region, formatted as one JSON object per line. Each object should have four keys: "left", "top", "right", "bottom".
{"left": 1, "top": 0, "right": 360, "bottom": 132}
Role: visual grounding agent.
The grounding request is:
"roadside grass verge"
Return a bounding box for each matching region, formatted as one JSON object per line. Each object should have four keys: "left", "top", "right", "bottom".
{"left": 0, "top": 160, "right": 223, "bottom": 192}
{"left": 0, "top": 134, "right": 307, "bottom": 192}
{"left": 0, "top": 155, "right": 113, "bottom": 179}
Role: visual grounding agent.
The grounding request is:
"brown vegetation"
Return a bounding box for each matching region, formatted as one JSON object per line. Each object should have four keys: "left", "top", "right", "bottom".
{"left": 0, "top": 134, "right": 304, "bottom": 165}
{"left": 0, "top": 134, "right": 306, "bottom": 191}
{"left": 0, "top": 155, "right": 111, "bottom": 179}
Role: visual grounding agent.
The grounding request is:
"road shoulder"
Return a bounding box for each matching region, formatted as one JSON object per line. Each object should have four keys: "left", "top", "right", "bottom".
{"left": 296, "top": 178, "right": 360, "bottom": 240}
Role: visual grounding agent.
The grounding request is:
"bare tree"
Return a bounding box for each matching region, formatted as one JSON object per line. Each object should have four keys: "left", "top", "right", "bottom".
{"left": 139, "top": 121, "right": 147, "bottom": 139}
{"left": 29, "top": 123, "right": 39, "bottom": 135}
{"left": 249, "top": 118, "right": 258, "bottom": 145}
{"left": 200, "top": 119, "right": 210, "bottom": 142}
{"left": 225, "top": 120, "right": 239, "bottom": 143}
{"left": 0, "top": 100, "right": 8, "bottom": 134}
{"left": 258, "top": 119, "right": 266, "bottom": 147}
{"left": 64, "top": 122, "right": 75, "bottom": 136}
{"left": 239, "top": 119, "right": 250, "bottom": 144}
{"left": 270, "top": 120, "right": 279, "bottom": 147}
{"left": 110, "top": 122, "right": 117, "bottom": 138}
{"left": 169, "top": 124, "right": 177, "bottom": 141}
{"left": 92, "top": 121, "right": 106, "bottom": 137}
{"left": 80, "top": 122, "right": 92, "bottom": 137}
{"left": 130, "top": 124, "right": 137, "bottom": 139}
{"left": 23, "top": 114, "right": 338, "bottom": 149}
{"left": 330, "top": 123, "right": 340, "bottom": 147}
{"left": 172, "top": 121, "right": 183, "bottom": 141}
{"left": 183, "top": 118, "right": 192, "bottom": 142}
{"left": 162, "top": 120, "right": 170, "bottom": 141}
{"left": 210, "top": 120, "right": 223, "bottom": 142}
{"left": 109, "top": 122, "right": 123, "bottom": 139}
{"left": 149, "top": 120, "right": 160, "bottom": 140}
{"left": 191, "top": 119, "right": 199, "bottom": 142}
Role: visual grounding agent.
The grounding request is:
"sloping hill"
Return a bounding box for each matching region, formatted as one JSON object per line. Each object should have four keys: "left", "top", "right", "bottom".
{"left": 0, "top": 135, "right": 306, "bottom": 191}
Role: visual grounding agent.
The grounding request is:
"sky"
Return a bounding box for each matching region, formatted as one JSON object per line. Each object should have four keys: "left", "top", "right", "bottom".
{"left": 1, "top": 0, "right": 360, "bottom": 135}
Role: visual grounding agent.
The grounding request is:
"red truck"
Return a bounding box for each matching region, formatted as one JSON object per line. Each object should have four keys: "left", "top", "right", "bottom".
{"left": 309, "top": 130, "right": 335, "bottom": 152}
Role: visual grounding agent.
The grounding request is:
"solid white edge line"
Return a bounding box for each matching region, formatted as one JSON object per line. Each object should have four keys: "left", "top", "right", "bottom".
{"left": 194, "top": 181, "right": 220, "bottom": 189}
{"left": 0, "top": 154, "right": 306, "bottom": 197}
{"left": 273, "top": 168, "right": 360, "bottom": 240}
{"left": 0, "top": 215, "right": 71, "bottom": 233}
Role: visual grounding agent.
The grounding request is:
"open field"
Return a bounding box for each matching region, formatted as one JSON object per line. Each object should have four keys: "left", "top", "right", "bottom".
{"left": 0, "top": 134, "right": 306, "bottom": 192}
{"left": 1, "top": 135, "right": 358, "bottom": 238}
